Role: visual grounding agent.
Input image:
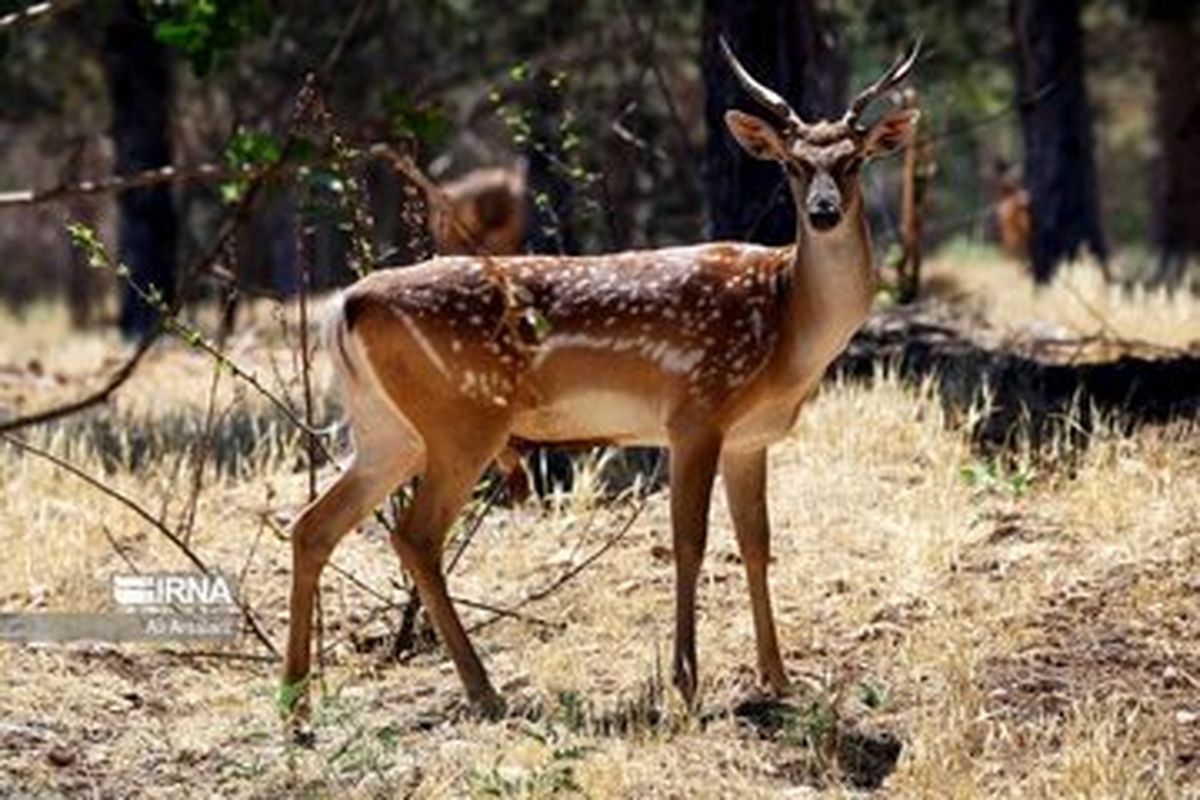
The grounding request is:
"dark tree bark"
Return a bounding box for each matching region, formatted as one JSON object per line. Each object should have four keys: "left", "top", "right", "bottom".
{"left": 103, "top": 0, "right": 178, "bottom": 339}
{"left": 703, "top": 0, "right": 847, "bottom": 244}
{"left": 524, "top": 70, "right": 577, "bottom": 256}
{"left": 1009, "top": 0, "right": 1107, "bottom": 283}
{"left": 1148, "top": 15, "right": 1200, "bottom": 287}
{"left": 512, "top": 0, "right": 577, "bottom": 257}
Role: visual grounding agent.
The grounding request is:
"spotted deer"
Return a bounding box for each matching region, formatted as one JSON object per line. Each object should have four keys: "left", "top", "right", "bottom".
{"left": 284, "top": 39, "right": 920, "bottom": 721}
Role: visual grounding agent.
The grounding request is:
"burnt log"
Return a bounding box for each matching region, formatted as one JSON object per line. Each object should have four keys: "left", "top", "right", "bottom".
{"left": 834, "top": 310, "right": 1200, "bottom": 446}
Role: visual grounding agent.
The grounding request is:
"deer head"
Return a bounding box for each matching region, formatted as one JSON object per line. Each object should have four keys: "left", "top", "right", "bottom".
{"left": 720, "top": 37, "right": 921, "bottom": 234}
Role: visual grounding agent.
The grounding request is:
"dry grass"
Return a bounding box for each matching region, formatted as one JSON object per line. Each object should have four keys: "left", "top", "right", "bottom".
{"left": 1, "top": 253, "right": 1198, "bottom": 797}
{"left": 923, "top": 243, "right": 1200, "bottom": 353}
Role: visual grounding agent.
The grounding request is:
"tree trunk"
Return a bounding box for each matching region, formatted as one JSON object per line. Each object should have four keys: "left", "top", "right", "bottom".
{"left": 1148, "top": 17, "right": 1200, "bottom": 287}
{"left": 103, "top": 0, "right": 178, "bottom": 339}
{"left": 703, "top": 0, "right": 847, "bottom": 244}
{"left": 1009, "top": 0, "right": 1107, "bottom": 283}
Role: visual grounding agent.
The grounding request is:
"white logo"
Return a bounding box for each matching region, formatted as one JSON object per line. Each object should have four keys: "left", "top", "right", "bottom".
{"left": 112, "top": 573, "right": 237, "bottom": 613}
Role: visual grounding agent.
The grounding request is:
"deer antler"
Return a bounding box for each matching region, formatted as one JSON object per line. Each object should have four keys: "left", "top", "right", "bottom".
{"left": 719, "top": 35, "right": 806, "bottom": 134}
{"left": 843, "top": 37, "right": 922, "bottom": 131}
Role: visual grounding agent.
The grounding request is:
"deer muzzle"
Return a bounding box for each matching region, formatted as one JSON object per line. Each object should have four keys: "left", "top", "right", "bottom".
{"left": 806, "top": 171, "right": 842, "bottom": 232}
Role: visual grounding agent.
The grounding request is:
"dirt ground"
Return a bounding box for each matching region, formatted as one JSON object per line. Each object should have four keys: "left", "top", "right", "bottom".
{"left": 1, "top": 251, "right": 1198, "bottom": 798}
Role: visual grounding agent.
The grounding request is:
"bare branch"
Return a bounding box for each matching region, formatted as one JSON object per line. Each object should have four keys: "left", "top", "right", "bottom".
{"left": 0, "top": 163, "right": 258, "bottom": 209}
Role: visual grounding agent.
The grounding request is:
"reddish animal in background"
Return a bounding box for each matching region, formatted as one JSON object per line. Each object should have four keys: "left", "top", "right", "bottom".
{"left": 429, "top": 165, "right": 528, "bottom": 257}
{"left": 992, "top": 159, "right": 1031, "bottom": 262}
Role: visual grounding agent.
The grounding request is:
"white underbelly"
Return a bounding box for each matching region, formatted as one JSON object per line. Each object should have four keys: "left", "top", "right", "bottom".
{"left": 512, "top": 388, "right": 668, "bottom": 445}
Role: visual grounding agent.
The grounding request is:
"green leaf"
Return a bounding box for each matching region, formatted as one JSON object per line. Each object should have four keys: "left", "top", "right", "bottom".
{"left": 383, "top": 90, "right": 452, "bottom": 153}
{"left": 148, "top": 0, "right": 273, "bottom": 76}
{"left": 275, "top": 675, "right": 310, "bottom": 717}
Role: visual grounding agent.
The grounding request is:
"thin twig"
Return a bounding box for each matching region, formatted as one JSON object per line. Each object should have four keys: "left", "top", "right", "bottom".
{"left": 99, "top": 523, "right": 141, "bottom": 575}
{"left": 180, "top": 356, "right": 225, "bottom": 544}
{"left": 617, "top": 0, "right": 702, "bottom": 194}
{"left": 236, "top": 517, "right": 268, "bottom": 594}
{"left": 316, "top": 0, "right": 372, "bottom": 83}
{"left": 452, "top": 595, "right": 565, "bottom": 631}
{"left": 154, "top": 648, "right": 278, "bottom": 664}
{"left": 445, "top": 477, "right": 506, "bottom": 575}
{"left": 467, "top": 498, "right": 648, "bottom": 635}
{"left": 296, "top": 172, "right": 324, "bottom": 674}
{"left": 0, "top": 163, "right": 259, "bottom": 209}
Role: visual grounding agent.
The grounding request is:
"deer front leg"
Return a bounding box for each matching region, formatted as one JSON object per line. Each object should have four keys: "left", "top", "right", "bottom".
{"left": 721, "top": 447, "right": 788, "bottom": 695}
{"left": 667, "top": 429, "right": 722, "bottom": 706}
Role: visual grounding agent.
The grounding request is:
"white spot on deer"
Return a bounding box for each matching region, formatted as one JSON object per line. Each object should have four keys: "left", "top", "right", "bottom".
{"left": 533, "top": 332, "right": 704, "bottom": 375}
{"left": 750, "top": 309, "right": 765, "bottom": 344}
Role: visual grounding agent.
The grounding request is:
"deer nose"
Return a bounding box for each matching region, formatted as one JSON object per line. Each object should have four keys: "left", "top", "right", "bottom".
{"left": 805, "top": 172, "right": 843, "bottom": 231}
{"left": 807, "top": 198, "right": 842, "bottom": 231}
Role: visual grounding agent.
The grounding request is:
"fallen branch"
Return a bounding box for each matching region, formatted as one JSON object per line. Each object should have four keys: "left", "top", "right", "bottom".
{"left": 836, "top": 306, "right": 1200, "bottom": 445}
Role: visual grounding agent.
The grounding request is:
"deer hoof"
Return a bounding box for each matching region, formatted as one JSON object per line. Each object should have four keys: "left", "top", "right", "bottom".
{"left": 471, "top": 690, "right": 508, "bottom": 721}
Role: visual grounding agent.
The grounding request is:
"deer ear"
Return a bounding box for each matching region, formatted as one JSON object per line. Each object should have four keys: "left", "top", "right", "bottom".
{"left": 863, "top": 108, "right": 919, "bottom": 159}
{"left": 725, "top": 110, "right": 787, "bottom": 161}
{"left": 509, "top": 157, "right": 528, "bottom": 192}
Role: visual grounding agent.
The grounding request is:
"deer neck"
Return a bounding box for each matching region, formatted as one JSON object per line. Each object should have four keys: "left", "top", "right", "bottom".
{"left": 780, "top": 207, "right": 875, "bottom": 381}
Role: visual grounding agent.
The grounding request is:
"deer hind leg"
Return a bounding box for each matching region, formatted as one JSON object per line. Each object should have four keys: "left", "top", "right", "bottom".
{"left": 388, "top": 421, "right": 509, "bottom": 717}
{"left": 721, "top": 447, "right": 788, "bottom": 695}
{"left": 667, "top": 428, "right": 722, "bottom": 706}
{"left": 283, "top": 432, "right": 422, "bottom": 724}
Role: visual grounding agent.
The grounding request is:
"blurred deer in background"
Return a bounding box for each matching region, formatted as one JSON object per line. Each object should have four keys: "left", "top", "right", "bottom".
{"left": 428, "top": 164, "right": 528, "bottom": 257}
{"left": 992, "top": 157, "right": 1031, "bottom": 263}
{"left": 284, "top": 38, "right": 920, "bottom": 724}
